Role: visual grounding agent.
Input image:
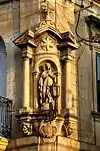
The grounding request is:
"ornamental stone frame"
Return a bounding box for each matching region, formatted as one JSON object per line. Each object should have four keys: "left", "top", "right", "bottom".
{"left": 13, "top": 22, "right": 78, "bottom": 140}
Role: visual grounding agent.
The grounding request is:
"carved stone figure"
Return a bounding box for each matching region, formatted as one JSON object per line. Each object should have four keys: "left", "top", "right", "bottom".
{"left": 38, "top": 62, "right": 55, "bottom": 110}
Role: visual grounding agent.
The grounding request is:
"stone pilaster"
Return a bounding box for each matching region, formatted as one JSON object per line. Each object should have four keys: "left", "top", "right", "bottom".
{"left": 65, "top": 52, "right": 73, "bottom": 110}
{"left": 13, "top": 30, "right": 37, "bottom": 111}
{"left": 58, "top": 31, "right": 78, "bottom": 112}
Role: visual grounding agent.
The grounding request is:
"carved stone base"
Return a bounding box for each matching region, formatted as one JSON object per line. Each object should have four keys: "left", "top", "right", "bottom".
{"left": 39, "top": 122, "right": 57, "bottom": 138}
{"left": 16, "top": 108, "right": 78, "bottom": 139}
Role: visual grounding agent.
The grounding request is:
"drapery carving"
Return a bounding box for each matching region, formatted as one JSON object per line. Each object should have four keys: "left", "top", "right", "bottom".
{"left": 38, "top": 62, "right": 56, "bottom": 111}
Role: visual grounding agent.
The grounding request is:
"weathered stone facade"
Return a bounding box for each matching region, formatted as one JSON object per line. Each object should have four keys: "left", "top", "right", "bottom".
{"left": 0, "top": 0, "right": 100, "bottom": 151}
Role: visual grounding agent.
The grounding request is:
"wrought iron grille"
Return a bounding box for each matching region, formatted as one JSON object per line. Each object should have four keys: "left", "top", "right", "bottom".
{"left": 0, "top": 96, "right": 12, "bottom": 138}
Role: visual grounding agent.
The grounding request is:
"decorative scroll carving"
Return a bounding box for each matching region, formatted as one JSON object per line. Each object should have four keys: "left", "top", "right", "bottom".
{"left": 19, "top": 115, "right": 58, "bottom": 137}
{"left": 21, "top": 122, "right": 33, "bottom": 136}
{"left": 38, "top": 62, "right": 56, "bottom": 110}
{"left": 40, "top": 36, "right": 54, "bottom": 51}
{"left": 39, "top": 20, "right": 56, "bottom": 29}
{"left": 39, "top": 122, "right": 57, "bottom": 138}
{"left": 61, "top": 122, "right": 73, "bottom": 137}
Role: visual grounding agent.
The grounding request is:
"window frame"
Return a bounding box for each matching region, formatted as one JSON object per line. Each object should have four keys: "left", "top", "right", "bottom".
{"left": 96, "top": 52, "right": 100, "bottom": 112}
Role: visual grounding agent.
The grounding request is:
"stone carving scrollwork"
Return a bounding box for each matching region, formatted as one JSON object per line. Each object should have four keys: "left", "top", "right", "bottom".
{"left": 21, "top": 122, "right": 33, "bottom": 136}
{"left": 61, "top": 122, "right": 73, "bottom": 137}
{"left": 39, "top": 20, "right": 56, "bottom": 29}
{"left": 39, "top": 122, "right": 57, "bottom": 138}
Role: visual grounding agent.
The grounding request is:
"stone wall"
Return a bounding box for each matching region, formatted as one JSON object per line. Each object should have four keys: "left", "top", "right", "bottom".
{"left": 0, "top": 0, "right": 76, "bottom": 138}
{"left": 0, "top": 0, "right": 100, "bottom": 151}
{"left": 75, "top": 0, "right": 100, "bottom": 149}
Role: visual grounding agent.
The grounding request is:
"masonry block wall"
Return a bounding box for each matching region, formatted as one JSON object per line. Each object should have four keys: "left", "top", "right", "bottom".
{"left": 0, "top": 0, "right": 100, "bottom": 151}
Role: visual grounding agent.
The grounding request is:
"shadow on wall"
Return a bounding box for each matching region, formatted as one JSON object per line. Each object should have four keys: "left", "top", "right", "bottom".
{"left": 12, "top": 46, "right": 23, "bottom": 138}
{"left": 0, "top": 36, "right": 6, "bottom": 97}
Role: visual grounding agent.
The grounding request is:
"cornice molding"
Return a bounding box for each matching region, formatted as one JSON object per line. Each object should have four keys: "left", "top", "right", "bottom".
{"left": 86, "top": 15, "right": 100, "bottom": 29}
{"left": 58, "top": 31, "right": 78, "bottom": 50}
{"left": 34, "top": 26, "right": 61, "bottom": 40}
{"left": 13, "top": 29, "right": 37, "bottom": 48}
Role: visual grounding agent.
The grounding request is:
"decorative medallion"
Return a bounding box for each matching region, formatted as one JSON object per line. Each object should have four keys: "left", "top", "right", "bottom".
{"left": 39, "top": 122, "right": 57, "bottom": 138}
{"left": 40, "top": 36, "right": 54, "bottom": 51}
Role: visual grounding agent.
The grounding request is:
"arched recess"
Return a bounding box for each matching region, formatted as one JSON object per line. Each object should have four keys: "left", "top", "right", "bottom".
{"left": 34, "top": 56, "right": 61, "bottom": 74}
{"left": 0, "top": 36, "right": 6, "bottom": 97}
{"left": 33, "top": 57, "right": 61, "bottom": 113}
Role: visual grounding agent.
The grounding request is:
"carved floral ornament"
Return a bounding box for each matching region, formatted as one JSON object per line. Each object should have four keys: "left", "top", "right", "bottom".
{"left": 20, "top": 119, "right": 73, "bottom": 137}
{"left": 40, "top": 36, "right": 54, "bottom": 51}
{"left": 20, "top": 120, "right": 57, "bottom": 138}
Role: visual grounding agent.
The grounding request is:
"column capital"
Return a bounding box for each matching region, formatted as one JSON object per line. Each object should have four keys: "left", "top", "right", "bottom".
{"left": 61, "top": 53, "right": 74, "bottom": 62}
{"left": 58, "top": 31, "right": 78, "bottom": 50}
{"left": 13, "top": 29, "right": 37, "bottom": 53}
{"left": 13, "top": 29, "right": 37, "bottom": 60}
{"left": 22, "top": 47, "right": 33, "bottom": 59}
{"left": 58, "top": 31, "right": 78, "bottom": 62}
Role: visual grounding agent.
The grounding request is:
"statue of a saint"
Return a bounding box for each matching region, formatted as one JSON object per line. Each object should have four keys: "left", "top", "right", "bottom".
{"left": 38, "top": 63, "right": 55, "bottom": 110}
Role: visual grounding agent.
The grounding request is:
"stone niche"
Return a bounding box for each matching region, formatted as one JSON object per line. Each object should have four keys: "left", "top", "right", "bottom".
{"left": 13, "top": 20, "right": 78, "bottom": 149}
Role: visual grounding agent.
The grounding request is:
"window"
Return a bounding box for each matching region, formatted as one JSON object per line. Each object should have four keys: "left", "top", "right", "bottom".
{"left": 96, "top": 53, "right": 100, "bottom": 112}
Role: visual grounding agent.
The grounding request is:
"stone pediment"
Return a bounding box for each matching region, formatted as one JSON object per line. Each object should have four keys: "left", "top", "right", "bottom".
{"left": 34, "top": 26, "right": 61, "bottom": 40}
{"left": 13, "top": 26, "right": 78, "bottom": 51}
{"left": 61, "top": 31, "right": 78, "bottom": 44}
{"left": 13, "top": 29, "right": 37, "bottom": 48}
{"left": 58, "top": 31, "right": 78, "bottom": 51}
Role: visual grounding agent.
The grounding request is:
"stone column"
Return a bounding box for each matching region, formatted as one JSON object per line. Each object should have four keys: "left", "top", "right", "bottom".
{"left": 22, "top": 57, "right": 30, "bottom": 108}
{"left": 22, "top": 47, "right": 33, "bottom": 109}
{"left": 65, "top": 54, "right": 73, "bottom": 109}
{"left": 57, "top": 32, "right": 78, "bottom": 112}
